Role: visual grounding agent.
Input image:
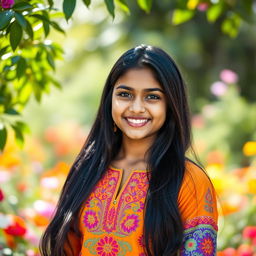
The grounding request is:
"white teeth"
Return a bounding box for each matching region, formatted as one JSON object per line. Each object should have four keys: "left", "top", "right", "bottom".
{"left": 127, "top": 118, "right": 148, "bottom": 124}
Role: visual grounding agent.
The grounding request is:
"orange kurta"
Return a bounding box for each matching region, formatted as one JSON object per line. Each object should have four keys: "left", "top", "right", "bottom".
{"left": 66, "top": 160, "right": 218, "bottom": 255}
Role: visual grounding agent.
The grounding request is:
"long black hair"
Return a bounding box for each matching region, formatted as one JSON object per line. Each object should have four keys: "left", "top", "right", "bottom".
{"left": 40, "top": 45, "right": 194, "bottom": 256}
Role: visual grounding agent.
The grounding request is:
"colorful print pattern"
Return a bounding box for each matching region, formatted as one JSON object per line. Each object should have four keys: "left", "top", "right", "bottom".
{"left": 81, "top": 168, "right": 149, "bottom": 254}
{"left": 181, "top": 216, "right": 218, "bottom": 256}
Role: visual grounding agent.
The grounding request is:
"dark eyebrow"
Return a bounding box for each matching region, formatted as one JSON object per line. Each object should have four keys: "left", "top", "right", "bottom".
{"left": 116, "top": 85, "right": 164, "bottom": 93}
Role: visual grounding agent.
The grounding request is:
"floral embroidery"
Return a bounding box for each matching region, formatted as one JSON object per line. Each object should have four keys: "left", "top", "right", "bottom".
{"left": 82, "top": 169, "right": 149, "bottom": 236}
{"left": 181, "top": 216, "right": 217, "bottom": 256}
{"left": 84, "top": 236, "right": 132, "bottom": 256}
{"left": 120, "top": 214, "right": 139, "bottom": 234}
{"left": 83, "top": 210, "right": 99, "bottom": 230}
{"left": 96, "top": 236, "right": 119, "bottom": 256}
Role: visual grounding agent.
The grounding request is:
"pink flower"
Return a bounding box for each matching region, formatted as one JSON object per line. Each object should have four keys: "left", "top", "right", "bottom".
{"left": 0, "top": 189, "right": 4, "bottom": 201}
{"left": 243, "top": 226, "right": 256, "bottom": 239}
{"left": 0, "top": 0, "right": 15, "bottom": 8}
{"left": 33, "top": 200, "right": 55, "bottom": 218}
{"left": 222, "top": 248, "right": 236, "bottom": 256}
{"left": 83, "top": 210, "right": 99, "bottom": 229}
{"left": 210, "top": 81, "right": 228, "bottom": 97}
{"left": 220, "top": 69, "right": 238, "bottom": 84}
{"left": 197, "top": 3, "right": 209, "bottom": 11}
{"left": 237, "top": 244, "right": 254, "bottom": 256}
{"left": 96, "top": 236, "right": 119, "bottom": 256}
{"left": 121, "top": 214, "right": 139, "bottom": 233}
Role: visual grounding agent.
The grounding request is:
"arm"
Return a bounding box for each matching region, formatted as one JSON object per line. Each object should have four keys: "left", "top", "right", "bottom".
{"left": 178, "top": 161, "right": 218, "bottom": 255}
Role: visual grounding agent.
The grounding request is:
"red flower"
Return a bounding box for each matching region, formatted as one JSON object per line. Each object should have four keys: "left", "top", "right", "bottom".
{"left": 0, "top": 0, "right": 15, "bottom": 9}
{"left": 4, "top": 216, "right": 26, "bottom": 236}
{"left": 0, "top": 189, "right": 4, "bottom": 201}
{"left": 243, "top": 226, "right": 256, "bottom": 240}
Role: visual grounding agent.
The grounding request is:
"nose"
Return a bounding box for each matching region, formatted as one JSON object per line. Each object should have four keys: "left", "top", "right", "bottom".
{"left": 129, "top": 97, "right": 145, "bottom": 113}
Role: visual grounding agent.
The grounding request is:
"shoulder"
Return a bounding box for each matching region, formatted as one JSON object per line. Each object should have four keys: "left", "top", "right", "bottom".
{"left": 182, "top": 159, "right": 212, "bottom": 189}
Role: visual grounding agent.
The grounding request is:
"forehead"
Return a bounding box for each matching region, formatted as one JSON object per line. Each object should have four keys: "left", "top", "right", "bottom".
{"left": 114, "top": 68, "right": 162, "bottom": 89}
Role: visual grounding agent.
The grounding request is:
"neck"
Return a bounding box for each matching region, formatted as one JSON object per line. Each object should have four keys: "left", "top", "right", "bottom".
{"left": 117, "top": 135, "right": 155, "bottom": 163}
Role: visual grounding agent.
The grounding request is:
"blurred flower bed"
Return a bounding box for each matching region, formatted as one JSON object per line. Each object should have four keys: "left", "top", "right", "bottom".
{"left": 0, "top": 70, "right": 256, "bottom": 255}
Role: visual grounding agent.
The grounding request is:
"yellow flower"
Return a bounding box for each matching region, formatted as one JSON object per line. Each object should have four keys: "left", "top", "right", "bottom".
{"left": 187, "top": 0, "right": 199, "bottom": 9}
{"left": 243, "top": 141, "right": 256, "bottom": 156}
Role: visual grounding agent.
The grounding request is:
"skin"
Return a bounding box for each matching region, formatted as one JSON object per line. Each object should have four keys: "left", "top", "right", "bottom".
{"left": 111, "top": 68, "right": 167, "bottom": 191}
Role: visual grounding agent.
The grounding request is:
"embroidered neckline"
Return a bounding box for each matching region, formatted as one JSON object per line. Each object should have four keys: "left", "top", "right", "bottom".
{"left": 109, "top": 166, "right": 148, "bottom": 173}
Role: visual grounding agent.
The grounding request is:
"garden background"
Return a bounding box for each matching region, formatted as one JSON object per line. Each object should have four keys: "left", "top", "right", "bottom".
{"left": 0, "top": 0, "right": 256, "bottom": 255}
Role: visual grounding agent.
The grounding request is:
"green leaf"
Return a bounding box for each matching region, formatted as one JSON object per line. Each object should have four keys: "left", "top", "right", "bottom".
{"left": 16, "top": 57, "right": 27, "bottom": 79}
{"left": 5, "top": 108, "right": 20, "bottom": 115}
{"left": 25, "top": 19, "right": 34, "bottom": 40}
{"left": 63, "top": 0, "right": 76, "bottom": 21}
{"left": 104, "top": 0, "right": 115, "bottom": 18}
{"left": 43, "top": 20, "right": 50, "bottom": 37}
{"left": 14, "top": 12, "right": 27, "bottom": 28}
{"left": 0, "top": 10, "right": 14, "bottom": 30}
{"left": 82, "top": 0, "right": 91, "bottom": 7}
{"left": 50, "top": 21, "right": 65, "bottom": 34}
{"left": 48, "top": 0, "right": 54, "bottom": 8}
{"left": 0, "top": 46, "right": 9, "bottom": 57}
{"left": 221, "top": 15, "right": 241, "bottom": 38}
{"left": 12, "top": 2, "right": 33, "bottom": 11}
{"left": 11, "top": 123, "right": 24, "bottom": 147}
{"left": 46, "top": 52, "right": 55, "bottom": 70}
{"left": 15, "top": 121, "right": 30, "bottom": 133}
{"left": 206, "top": 4, "right": 223, "bottom": 23}
{"left": 137, "top": 0, "right": 152, "bottom": 13}
{"left": 116, "top": 0, "right": 130, "bottom": 14}
{"left": 13, "top": 2, "right": 33, "bottom": 11}
{"left": 10, "top": 21, "right": 23, "bottom": 51}
{"left": 11, "top": 55, "right": 21, "bottom": 64}
{"left": 31, "top": 14, "right": 50, "bottom": 22}
{"left": 0, "top": 125, "right": 7, "bottom": 150}
{"left": 172, "top": 9, "right": 195, "bottom": 25}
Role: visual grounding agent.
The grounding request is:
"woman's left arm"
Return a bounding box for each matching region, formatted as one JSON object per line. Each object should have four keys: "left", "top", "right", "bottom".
{"left": 178, "top": 162, "right": 218, "bottom": 256}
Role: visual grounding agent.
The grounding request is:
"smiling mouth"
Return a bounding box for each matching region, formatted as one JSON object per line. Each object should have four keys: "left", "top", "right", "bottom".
{"left": 125, "top": 117, "right": 150, "bottom": 127}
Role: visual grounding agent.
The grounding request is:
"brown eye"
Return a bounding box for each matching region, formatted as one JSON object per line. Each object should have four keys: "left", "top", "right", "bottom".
{"left": 117, "top": 92, "right": 132, "bottom": 98}
{"left": 146, "top": 94, "right": 160, "bottom": 100}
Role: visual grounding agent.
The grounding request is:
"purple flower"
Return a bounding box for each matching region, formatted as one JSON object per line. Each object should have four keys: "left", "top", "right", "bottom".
{"left": 220, "top": 69, "right": 238, "bottom": 84}
{"left": 121, "top": 214, "right": 139, "bottom": 233}
{"left": 210, "top": 81, "right": 228, "bottom": 97}
{"left": 0, "top": 0, "right": 15, "bottom": 9}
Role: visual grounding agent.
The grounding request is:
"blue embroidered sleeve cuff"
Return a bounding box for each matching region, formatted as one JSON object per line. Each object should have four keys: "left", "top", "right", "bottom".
{"left": 180, "top": 217, "right": 218, "bottom": 256}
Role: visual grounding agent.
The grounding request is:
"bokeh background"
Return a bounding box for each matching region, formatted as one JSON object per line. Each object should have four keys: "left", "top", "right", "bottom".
{"left": 0, "top": 0, "right": 256, "bottom": 255}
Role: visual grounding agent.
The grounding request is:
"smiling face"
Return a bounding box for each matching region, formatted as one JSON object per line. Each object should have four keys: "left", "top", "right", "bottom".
{"left": 111, "top": 67, "right": 167, "bottom": 143}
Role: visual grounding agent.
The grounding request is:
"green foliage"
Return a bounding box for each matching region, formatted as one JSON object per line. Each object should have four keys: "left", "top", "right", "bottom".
{"left": 0, "top": 0, "right": 64, "bottom": 150}
{"left": 1, "top": 0, "right": 255, "bottom": 151}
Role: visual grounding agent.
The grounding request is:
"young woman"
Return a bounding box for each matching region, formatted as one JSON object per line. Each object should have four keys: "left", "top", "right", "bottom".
{"left": 40, "top": 45, "right": 218, "bottom": 256}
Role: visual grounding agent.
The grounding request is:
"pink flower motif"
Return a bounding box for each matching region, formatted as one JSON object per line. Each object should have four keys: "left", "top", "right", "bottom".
{"left": 0, "top": 0, "right": 15, "bottom": 9}
{"left": 96, "top": 236, "right": 119, "bottom": 256}
{"left": 210, "top": 81, "right": 228, "bottom": 97}
{"left": 243, "top": 226, "right": 256, "bottom": 239}
{"left": 83, "top": 210, "right": 99, "bottom": 229}
{"left": 121, "top": 214, "right": 139, "bottom": 233}
{"left": 220, "top": 69, "right": 238, "bottom": 84}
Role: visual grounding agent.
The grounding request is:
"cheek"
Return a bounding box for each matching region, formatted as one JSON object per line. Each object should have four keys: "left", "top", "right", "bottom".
{"left": 111, "top": 99, "right": 126, "bottom": 120}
